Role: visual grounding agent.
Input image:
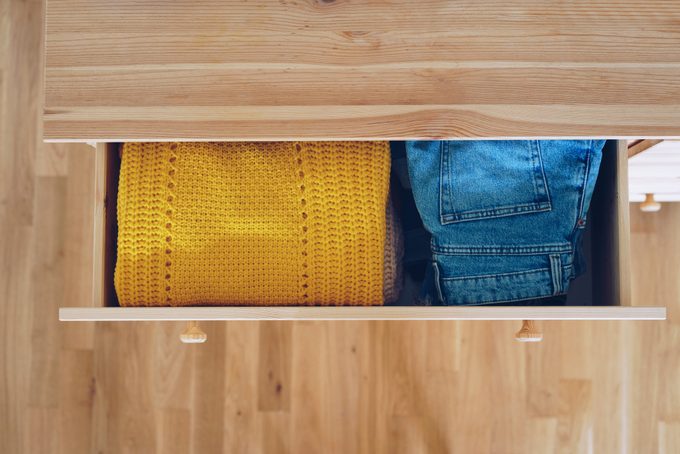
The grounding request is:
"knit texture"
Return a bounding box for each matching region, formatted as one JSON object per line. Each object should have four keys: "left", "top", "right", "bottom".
{"left": 383, "top": 196, "right": 404, "bottom": 304}
{"left": 115, "top": 142, "right": 391, "bottom": 306}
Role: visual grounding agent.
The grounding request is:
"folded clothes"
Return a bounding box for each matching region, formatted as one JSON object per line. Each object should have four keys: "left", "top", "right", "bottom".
{"left": 383, "top": 195, "right": 404, "bottom": 304}
{"left": 389, "top": 142, "right": 433, "bottom": 305}
{"left": 115, "top": 142, "right": 391, "bottom": 306}
{"left": 406, "top": 140, "right": 604, "bottom": 305}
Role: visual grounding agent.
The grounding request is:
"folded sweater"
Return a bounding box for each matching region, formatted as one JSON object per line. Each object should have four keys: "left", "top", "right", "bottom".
{"left": 115, "top": 141, "right": 391, "bottom": 306}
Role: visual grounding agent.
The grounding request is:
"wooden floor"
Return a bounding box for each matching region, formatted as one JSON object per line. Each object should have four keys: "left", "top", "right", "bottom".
{"left": 2, "top": 0, "right": 680, "bottom": 452}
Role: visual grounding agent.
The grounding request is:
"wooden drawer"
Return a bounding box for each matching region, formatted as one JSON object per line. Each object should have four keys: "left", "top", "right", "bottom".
{"left": 59, "top": 140, "right": 665, "bottom": 325}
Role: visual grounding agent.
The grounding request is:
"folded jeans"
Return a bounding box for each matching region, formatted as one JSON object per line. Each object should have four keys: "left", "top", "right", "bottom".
{"left": 405, "top": 140, "right": 605, "bottom": 305}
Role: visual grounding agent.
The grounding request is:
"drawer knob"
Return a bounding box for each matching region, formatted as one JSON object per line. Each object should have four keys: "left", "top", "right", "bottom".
{"left": 640, "top": 193, "right": 661, "bottom": 212}
{"left": 515, "top": 320, "right": 543, "bottom": 342}
{"left": 180, "top": 321, "right": 207, "bottom": 344}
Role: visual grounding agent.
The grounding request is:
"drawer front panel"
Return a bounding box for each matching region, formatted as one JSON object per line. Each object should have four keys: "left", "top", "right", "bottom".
{"left": 60, "top": 306, "right": 666, "bottom": 321}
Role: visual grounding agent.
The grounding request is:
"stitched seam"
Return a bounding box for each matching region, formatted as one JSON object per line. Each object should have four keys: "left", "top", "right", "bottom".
{"left": 443, "top": 292, "right": 567, "bottom": 306}
{"left": 440, "top": 265, "right": 573, "bottom": 282}
{"left": 441, "top": 202, "right": 551, "bottom": 224}
{"left": 163, "top": 143, "right": 178, "bottom": 305}
{"left": 535, "top": 141, "right": 552, "bottom": 209}
{"left": 531, "top": 141, "right": 541, "bottom": 202}
{"left": 576, "top": 143, "right": 591, "bottom": 228}
{"left": 549, "top": 254, "right": 563, "bottom": 294}
{"left": 439, "top": 141, "right": 450, "bottom": 225}
{"left": 432, "top": 241, "right": 573, "bottom": 255}
{"left": 442, "top": 267, "right": 548, "bottom": 282}
{"left": 550, "top": 256, "right": 559, "bottom": 294}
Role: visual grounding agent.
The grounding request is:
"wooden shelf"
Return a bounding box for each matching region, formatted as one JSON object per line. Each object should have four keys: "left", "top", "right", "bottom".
{"left": 60, "top": 306, "right": 666, "bottom": 322}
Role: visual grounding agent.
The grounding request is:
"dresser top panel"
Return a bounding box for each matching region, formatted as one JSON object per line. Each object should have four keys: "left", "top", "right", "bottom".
{"left": 44, "top": 0, "right": 680, "bottom": 141}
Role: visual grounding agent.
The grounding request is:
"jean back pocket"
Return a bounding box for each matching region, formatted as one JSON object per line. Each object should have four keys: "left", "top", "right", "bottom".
{"left": 439, "top": 140, "right": 551, "bottom": 224}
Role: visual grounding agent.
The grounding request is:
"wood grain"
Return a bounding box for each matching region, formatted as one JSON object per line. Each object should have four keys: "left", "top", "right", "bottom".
{"left": 628, "top": 139, "right": 664, "bottom": 158}
{"left": 3, "top": 138, "right": 680, "bottom": 454}
{"left": 59, "top": 305, "right": 667, "bottom": 321}
{"left": 43, "top": 0, "right": 680, "bottom": 140}
{"left": 257, "top": 322, "right": 292, "bottom": 412}
{"left": 4, "top": 1, "right": 680, "bottom": 450}
{"left": 617, "top": 141, "right": 633, "bottom": 307}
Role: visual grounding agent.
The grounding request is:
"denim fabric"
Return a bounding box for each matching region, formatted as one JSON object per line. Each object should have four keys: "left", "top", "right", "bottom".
{"left": 405, "top": 140, "right": 605, "bottom": 305}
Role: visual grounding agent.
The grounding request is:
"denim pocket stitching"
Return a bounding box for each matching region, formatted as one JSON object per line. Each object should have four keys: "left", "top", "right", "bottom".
{"left": 438, "top": 293, "right": 561, "bottom": 306}
{"left": 533, "top": 141, "right": 552, "bottom": 206}
{"left": 439, "top": 141, "right": 451, "bottom": 221}
{"left": 440, "top": 202, "right": 551, "bottom": 224}
{"left": 438, "top": 140, "right": 552, "bottom": 225}
{"left": 441, "top": 267, "right": 551, "bottom": 282}
{"left": 439, "top": 265, "right": 573, "bottom": 282}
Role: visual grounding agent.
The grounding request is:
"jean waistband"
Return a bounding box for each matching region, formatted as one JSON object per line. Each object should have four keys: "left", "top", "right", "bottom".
{"left": 431, "top": 250, "right": 574, "bottom": 305}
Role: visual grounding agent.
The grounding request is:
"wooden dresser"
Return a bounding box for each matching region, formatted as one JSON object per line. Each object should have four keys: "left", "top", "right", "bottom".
{"left": 44, "top": 0, "right": 677, "bottom": 340}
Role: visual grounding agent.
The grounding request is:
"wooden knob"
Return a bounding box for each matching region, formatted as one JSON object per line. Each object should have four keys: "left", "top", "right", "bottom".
{"left": 515, "top": 320, "right": 543, "bottom": 342}
{"left": 640, "top": 193, "right": 661, "bottom": 213}
{"left": 180, "top": 321, "right": 207, "bottom": 344}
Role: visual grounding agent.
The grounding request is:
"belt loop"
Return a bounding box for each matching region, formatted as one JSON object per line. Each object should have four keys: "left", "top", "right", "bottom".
{"left": 432, "top": 261, "right": 445, "bottom": 304}
{"left": 549, "top": 254, "right": 563, "bottom": 295}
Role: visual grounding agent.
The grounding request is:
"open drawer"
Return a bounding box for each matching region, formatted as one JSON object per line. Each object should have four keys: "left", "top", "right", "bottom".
{"left": 59, "top": 140, "right": 666, "bottom": 338}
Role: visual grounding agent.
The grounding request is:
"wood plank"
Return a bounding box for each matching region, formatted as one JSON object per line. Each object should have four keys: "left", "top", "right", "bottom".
{"left": 59, "top": 349, "right": 94, "bottom": 454}
{"left": 58, "top": 306, "right": 666, "bottom": 321}
{"left": 617, "top": 141, "right": 633, "bottom": 307}
{"left": 26, "top": 408, "right": 60, "bottom": 453}
{"left": 43, "top": 105, "right": 680, "bottom": 142}
{"left": 92, "top": 144, "right": 107, "bottom": 312}
{"left": 28, "top": 177, "right": 67, "bottom": 408}
{"left": 43, "top": 0, "right": 680, "bottom": 140}
{"left": 1, "top": 0, "right": 44, "bottom": 451}
{"left": 290, "top": 322, "right": 328, "bottom": 453}
{"left": 61, "top": 144, "right": 96, "bottom": 350}
{"left": 157, "top": 408, "right": 190, "bottom": 454}
{"left": 36, "top": 143, "right": 69, "bottom": 177}
{"left": 628, "top": 139, "right": 664, "bottom": 158}
{"left": 222, "top": 323, "right": 262, "bottom": 453}
{"left": 2, "top": 0, "right": 40, "bottom": 224}
{"left": 44, "top": 68, "right": 680, "bottom": 108}
{"left": 92, "top": 143, "right": 119, "bottom": 310}
{"left": 190, "top": 322, "right": 226, "bottom": 453}
{"left": 257, "top": 322, "right": 292, "bottom": 412}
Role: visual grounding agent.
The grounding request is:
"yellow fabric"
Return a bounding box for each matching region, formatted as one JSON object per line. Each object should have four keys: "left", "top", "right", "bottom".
{"left": 115, "top": 142, "right": 391, "bottom": 306}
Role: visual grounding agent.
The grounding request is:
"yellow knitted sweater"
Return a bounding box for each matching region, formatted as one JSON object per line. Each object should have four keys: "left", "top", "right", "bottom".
{"left": 115, "top": 142, "right": 391, "bottom": 306}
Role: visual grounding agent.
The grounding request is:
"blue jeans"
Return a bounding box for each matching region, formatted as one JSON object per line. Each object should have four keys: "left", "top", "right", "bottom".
{"left": 406, "top": 140, "right": 605, "bottom": 305}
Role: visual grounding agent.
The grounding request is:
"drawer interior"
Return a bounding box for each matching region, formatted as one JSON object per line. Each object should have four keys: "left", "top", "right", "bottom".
{"left": 92, "top": 140, "right": 629, "bottom": 310}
